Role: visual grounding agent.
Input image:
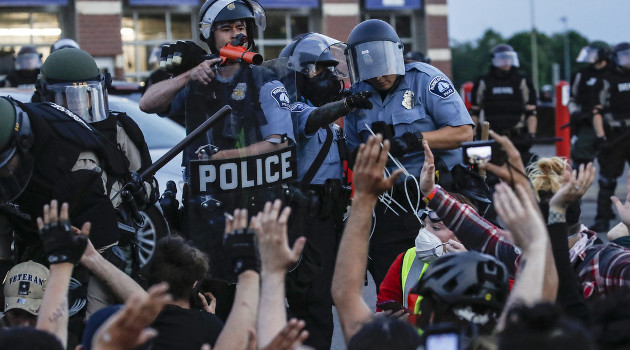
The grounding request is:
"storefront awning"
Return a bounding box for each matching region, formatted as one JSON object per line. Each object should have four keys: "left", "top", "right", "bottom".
{"left": 365, "top": 0, "right": 421, "bottom": 9}
{"left": 129, "top": 0, "right": 197, "bottom": 5}
{"left": 0, "top": 0, "right": 67, "bottom": 5}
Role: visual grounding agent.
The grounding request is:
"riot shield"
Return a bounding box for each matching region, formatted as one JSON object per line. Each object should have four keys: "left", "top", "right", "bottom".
{"left": 184, "top": 63, "right": 298, "bottom": 282}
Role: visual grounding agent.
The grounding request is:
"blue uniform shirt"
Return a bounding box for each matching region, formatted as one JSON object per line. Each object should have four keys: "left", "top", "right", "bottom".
{"left": 291, "top": 102, "right": 343, "bottom": 185}
{"left": 345, "top": 62, "right": 473, "bottom": 176}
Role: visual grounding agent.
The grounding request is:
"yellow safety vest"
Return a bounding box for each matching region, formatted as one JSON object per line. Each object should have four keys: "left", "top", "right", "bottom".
{"left": 400, "top": 247, "right": 430, "bottom": 315}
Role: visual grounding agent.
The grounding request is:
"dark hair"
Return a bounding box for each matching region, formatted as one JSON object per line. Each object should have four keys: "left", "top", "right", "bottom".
{"left": 348, "top": 317, "right": 422, "bottom": 350}
{"left": 0, "top": 327, "right": 63, "bottom": 350}
{"left": 498, "top": 303, "right": 595, "bottom": 350}
{"left": 147, "top": 235, "right": 209, "bottom": 300}
{"left": 588, "top": 289, "right": 630, "bottom": 350}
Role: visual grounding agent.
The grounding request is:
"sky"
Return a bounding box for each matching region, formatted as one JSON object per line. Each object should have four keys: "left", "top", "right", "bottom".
{"left": 448, "top": 0, "right": 630, "bottom": 46}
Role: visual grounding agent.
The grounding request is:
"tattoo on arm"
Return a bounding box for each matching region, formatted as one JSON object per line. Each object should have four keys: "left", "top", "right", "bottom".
{"left": 48, "top": 296, "right": 68, "bottom": 323}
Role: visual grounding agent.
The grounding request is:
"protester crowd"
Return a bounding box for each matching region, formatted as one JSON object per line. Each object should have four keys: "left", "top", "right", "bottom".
{"left": 2, "top": 0, "right": 630, "bottom": 349}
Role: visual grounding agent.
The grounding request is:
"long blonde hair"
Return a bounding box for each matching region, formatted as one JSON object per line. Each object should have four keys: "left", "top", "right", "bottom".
{"left": 527, "top": 157, "right": 569, "bottom": 201}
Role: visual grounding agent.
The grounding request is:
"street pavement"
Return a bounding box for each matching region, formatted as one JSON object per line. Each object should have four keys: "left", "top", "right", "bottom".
{"left": 328, "top": 144, "right": 628, "bottom": 349}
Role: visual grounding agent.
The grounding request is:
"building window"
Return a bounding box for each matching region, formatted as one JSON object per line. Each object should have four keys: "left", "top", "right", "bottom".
{"left": 0, "top": 11, "right": 60, "bottom": 72}
{"left": 256, "top": 9, "right": 313, "bottom": 60}
{"left": 122, "top": 9, "right": 195, "bottom": 82}
{"left": 363, "top": 12, "right": 416, "bottom": 54}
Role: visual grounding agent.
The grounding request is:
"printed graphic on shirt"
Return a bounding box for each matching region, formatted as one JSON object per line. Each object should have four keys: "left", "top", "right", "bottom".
{"left": 271, "top": 86, "right": 291, "bottom": 109}
{"left": 492, "top": 86, "right": 514, "bottom": 95}
{"left": 290, "top": 102, "right": 309, "bottom": 113}
{"left": 618, "top": 82, "right": 630, "bottom": 92}
{"left": 429, "top": 76, "right": 455, "bottom": 99}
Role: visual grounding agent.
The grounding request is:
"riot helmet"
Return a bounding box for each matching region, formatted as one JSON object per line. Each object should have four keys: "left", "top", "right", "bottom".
{"left": 345, "top": 19, "right": 405, "bottom": 85}
{"left": 198, "top": 0, "right": 266, "bottom": 55}
{"left": 279, "top": 33, "right": 347, "bottom": 106}
{"left": 411, "top": 251, "right": 509, "bottom": 313}
{"left": 576, "top": 41, "right": 611, "bottom": 64}
{"left": 50, "top": 38, "right": 80, "bottom": 54}
{"left": 37, "top": 48, "right": 110, "bottom": 123}
{"left": 614, "top": 42, "right": 630, "bottom": 69}
{"left": 491, "top": 44, "right": 519, "bottom": 68}
{"left": 15, "top": 46, "right": 42, "bottom": 72}
{"left": 0, "top": 97, "right": 34, "bottom": 202}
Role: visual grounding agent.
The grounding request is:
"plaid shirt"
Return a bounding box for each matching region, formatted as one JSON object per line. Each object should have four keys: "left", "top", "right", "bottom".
{"left": 428, "top": 187, "right": 521, "bottom": 277}
{"left": 428, "top": 187, "right": 630, "bottom": 299}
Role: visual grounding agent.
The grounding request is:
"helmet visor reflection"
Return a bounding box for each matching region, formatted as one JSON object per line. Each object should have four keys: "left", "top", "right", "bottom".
{"left": 491, "top": 51, "right": 519, "bottom": 68}
{"left": 616, "top": 48, "right": 630, "bottom": 67}
{"left": 347, "top": 40, "right": 405, "bottom": 84}
{"left": 576, "top": 46, "right": 599, "bottom": 63}
{"left": 45, "top": 81, "right": 109, "bottom": 123}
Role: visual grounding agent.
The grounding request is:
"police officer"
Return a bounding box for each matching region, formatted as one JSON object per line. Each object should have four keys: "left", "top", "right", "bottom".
{"left": 49, "top": 38, "right": 80, "bottom": 53}
{"left": 2, "top": 46, "right": 41, "bottom": 88}
{"left": 272, "top": 32, "right": 373, "bottom": 350}
{"left": 590, "top": 42, "right": 630, "bottom": 232}
{"left": 343, "top": 19, "right": 473, "bottom": 291}
{"left": 570, "top": 41, "right": 611, "bottom": 169}
{"left": 139, "top": 0, "right": 294, "bottom": 318}
{"left": 0, "top": 96, "right": 121, "bottom": 273}
{"left": 470, "top": 44, "right": 538, "bottom": 164}
{"left": 36, "top": 48, "right": 156, "bottom": 214}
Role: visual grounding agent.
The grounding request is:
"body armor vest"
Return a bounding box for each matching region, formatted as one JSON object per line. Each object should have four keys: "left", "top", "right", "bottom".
{"left": 575, "top": 65, "right": 607, "bottom": 111}
{"left": 606, "top": 68, "right": 630, "bottom": 120}
{"left": 481, "top": 69, "right": 525, "bottom": 131}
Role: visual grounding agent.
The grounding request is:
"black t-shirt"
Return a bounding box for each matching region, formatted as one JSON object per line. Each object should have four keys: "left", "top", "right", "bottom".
{"left": 148, "top": 305, "right": 224, "bottom": 349}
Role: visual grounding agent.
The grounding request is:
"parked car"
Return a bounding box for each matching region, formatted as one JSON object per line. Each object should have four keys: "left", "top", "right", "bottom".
{"left": 0, "top": 87, "right": 186, "bottom": 267}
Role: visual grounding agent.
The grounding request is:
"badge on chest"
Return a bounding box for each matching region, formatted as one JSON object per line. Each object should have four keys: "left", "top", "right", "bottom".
{"left": 232, "top": 83, "right": 247, "bottom": 101}
{"left": 402, "top": 90, "right": 415, "bottom": 109}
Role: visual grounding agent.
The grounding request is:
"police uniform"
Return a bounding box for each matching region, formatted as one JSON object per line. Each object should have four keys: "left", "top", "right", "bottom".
{"left": 471, "top": 66, "right": 537, "bottom": 161}
{"left": 592, "top": 66, "right": 630, "bottom": 228}
{"left": 569, "top": 64, "right": 608, "bottom": 167}
{"left": 0, "top": 100, "right": 122, "bottom": 262}
{"left": 286, "top": 101, "right": 348, "bottom": 350}
{"left": 165, "top": 64, "right": 294, "bottom": 282}
{"left": 344, "top": 62, "right": 473, "bottom": 289}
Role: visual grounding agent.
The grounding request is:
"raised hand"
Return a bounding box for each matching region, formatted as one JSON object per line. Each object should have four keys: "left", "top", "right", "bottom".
{"left": 479, "top": 130, "right": 529, "bottom": 190}
{"left": 612, "top": 171, "right": 630, "bottom": 229}
{"left": 549, "top": 162, "right": 596, "bottom": 210}
{"left": 36, "top": 200, "right": 88, "bottom": 265}
{"left": 353, "top": 135, "right": 403, "bottom": 199}
{"left": 419, "top": 140, "right": 436, "bottom": 196}
{"left": 223, "top": 208, "right": 260, "bottom": 275}
{"left": 251, "top": 200, "right": 306, "bottom": 275}
{"left": 93, "top": 283, "right": 172, "bottom": 350}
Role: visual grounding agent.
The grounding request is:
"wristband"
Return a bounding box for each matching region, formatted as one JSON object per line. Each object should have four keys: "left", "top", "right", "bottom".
{"left": 422, "top": 185, "right": 440, "bottom": 205}
{"left": 547, "top": 208, "right": 566, "bottom": 225}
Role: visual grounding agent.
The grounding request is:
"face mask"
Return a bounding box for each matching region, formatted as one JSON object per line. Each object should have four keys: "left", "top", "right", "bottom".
{"left": 415, "top": 227, "right": 444, "bottom": 263}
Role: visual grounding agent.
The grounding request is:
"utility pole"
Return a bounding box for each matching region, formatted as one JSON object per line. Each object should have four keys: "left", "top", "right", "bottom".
{"left": 561, "top": 16, "right": 571, "bottom": 81}
{"left": 530, "top": 0, "right": 539, "bottom": 91}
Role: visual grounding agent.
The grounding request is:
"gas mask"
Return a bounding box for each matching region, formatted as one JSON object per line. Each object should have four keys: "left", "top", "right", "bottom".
{"left": 415, "top": 227, "right": 444, "bottom": 263}
{"left": 301, "top": 68, "right": 343, "bottom": 107}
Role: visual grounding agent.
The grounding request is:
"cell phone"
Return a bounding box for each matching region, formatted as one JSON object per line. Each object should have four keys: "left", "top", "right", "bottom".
{"left": 424, "top": 323, "right": 463, "bottom": 350}
{"left": 461, "top": 140, "right": 507, "bottom": 166}
{"left": 376, "top": 300, "right": 411, "bottom": 314}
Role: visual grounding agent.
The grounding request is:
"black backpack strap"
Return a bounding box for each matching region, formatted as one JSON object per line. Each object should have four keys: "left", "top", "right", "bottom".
{"left": 301, "top": 126, "right": 333, "bottom": 187}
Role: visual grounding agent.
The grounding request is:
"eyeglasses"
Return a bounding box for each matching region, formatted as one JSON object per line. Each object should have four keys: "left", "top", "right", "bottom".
{"left": 420, "top": 209, "right": 441, "bottom": 223}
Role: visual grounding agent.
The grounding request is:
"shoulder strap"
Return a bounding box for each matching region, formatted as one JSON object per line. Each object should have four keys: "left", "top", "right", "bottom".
{"left": 301, "top": 126, "right": 333, "bottom": 187}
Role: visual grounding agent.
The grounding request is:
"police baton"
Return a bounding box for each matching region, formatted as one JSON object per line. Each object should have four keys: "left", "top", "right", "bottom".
{"left": 140, "top": 105, "right": 232, "bottom": 182}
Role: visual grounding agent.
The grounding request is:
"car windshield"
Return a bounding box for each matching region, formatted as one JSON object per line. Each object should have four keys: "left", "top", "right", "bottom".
{"left": 108, "top": 98, "right": 185, "bottom": 149}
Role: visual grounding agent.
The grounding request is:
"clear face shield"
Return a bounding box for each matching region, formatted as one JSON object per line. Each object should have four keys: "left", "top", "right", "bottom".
{"left": 491, "top": 51, "right": 520, "bottom": 68}
{"left": 576, "top": 46, "right": 600, "bottom": 63}
{"left": 44, "top": 80, "right": 109, "bottom": 123}
{"left": 346, "top": 40, "right": 405, "bottom": 85}
{"left": 615, "top": 48, "right": 630, "bottom": 68}
{"left": 15, "top": 53, "right": 41, "bottom": 71}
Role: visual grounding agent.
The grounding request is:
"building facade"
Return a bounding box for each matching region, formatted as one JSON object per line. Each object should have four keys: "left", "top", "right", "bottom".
{"left": 0, "top": 0, "right": 452, "bottom": 81}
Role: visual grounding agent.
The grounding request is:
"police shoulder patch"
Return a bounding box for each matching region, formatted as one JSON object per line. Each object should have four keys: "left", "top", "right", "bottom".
{"left": 271, "top": 86, "right": 291, "bottom": 110}
{"left": 429, "top": 76, "right": 455, "bottom": 99}
{"left": 290, "top": 102, "right": 309, "bottom": 113}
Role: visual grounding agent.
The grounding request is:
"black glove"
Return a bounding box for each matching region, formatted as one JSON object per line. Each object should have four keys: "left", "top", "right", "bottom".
{"left": 389, "top": 132, "right": 422, "bottom": 157}
{"left": 223, "top": 228, "right": 260, "bottom": 276}
{"left": 160, "top": 40, "right": 210, "bottom": 76}
{"left": 39, "top": 220, "right": 88, "bottom": 265}
{"left": 127, "top": 171, "right": 149, "bottom": 210}
{"left": 594, "top": 136, "right": 609, "bottom": 152}
{"left": 344, "top": 91, "right": 374, "bottom": 110}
